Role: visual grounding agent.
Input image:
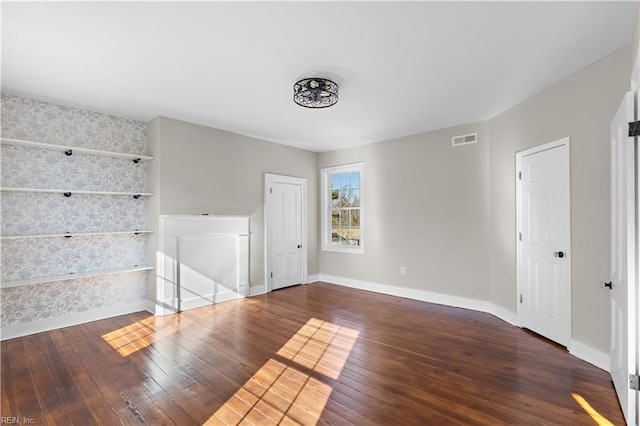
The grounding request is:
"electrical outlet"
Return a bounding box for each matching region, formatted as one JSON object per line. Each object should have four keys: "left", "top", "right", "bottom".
{"left": 400, "top": 266, "right": 406, "bottom": 275}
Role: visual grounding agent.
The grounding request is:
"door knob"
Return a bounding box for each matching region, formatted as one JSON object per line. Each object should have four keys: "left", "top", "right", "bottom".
{"left": 604, "top": 281, "right": 613, "bottom": 289}
{"left": 554, "top": 251, "right": 565, "bottom": 258}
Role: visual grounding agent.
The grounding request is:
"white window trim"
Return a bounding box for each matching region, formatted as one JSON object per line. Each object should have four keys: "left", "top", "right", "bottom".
{"left": 321, "top": 162, "right": 364, "bottom": 254}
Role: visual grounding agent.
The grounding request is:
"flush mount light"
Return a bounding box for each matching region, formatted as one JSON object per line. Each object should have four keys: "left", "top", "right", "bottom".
{"left": 293, "top": 78, "right": 339, "bottom": 108}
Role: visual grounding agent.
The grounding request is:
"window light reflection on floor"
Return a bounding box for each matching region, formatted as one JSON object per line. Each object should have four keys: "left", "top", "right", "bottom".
{"left": 277, "top": 317, "right": 359, "bottom": 380}
{"left": 101, "top": 315, "right": 178, "bottom": 357}
{"left": 208, "top": 318, "right": 359, "bottom": 425}
{"left": 571, "top": 393, "right": 614, "bottom": 426}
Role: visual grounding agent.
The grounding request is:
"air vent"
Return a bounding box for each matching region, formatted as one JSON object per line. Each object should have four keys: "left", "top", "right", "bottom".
{"left": 452, "top": 133, "right": 478, "bottom": 147}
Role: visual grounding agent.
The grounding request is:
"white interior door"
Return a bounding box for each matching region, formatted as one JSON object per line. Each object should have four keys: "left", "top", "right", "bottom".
{"left": 265, "top": 174, "right": 307, "bottom": 291}
{"left": 610, "top": 91, "right": 638, "bottom": 426}
{"left": 517, "top": 138, "right": 571, "bottom": 347}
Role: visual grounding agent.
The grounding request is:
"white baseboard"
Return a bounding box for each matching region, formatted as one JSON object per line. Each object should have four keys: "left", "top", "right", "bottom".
{"left": 156, "top": 290, "right": 242, "bottom": 315}
{"left": 569, "top": 339, "right": 610, "bottom": 372}
{"left": 239, "top": 284, "right": 250, "bottom": 298}
{"left": 154, "top": 298, "right": 177, "bottom": 316}
{"left": 317, "top": 274, "right": 610, "bottom": 372}
{"left": 319, "top": 273, "right": 494, "bottom": 315}
{"left": 247, "top": 277, "right": 316, "bottom": 297}
{"left": 250, "top": 284, "right": 266, "bottom": 296}
{"left": 180, "top": 291, "right": 238, "bottom": 311}
{"left": 0, "top": 301, "right": 151, "bottom": 341}
{"left": 490, "top": 304, "right": 519, "bottom": 326}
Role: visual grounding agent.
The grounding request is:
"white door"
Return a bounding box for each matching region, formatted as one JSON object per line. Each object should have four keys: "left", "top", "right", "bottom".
{"left": 517, "top": 138, "right": 571, "bottom": 347}
{"left": 610, "top": 91, "right": 638, "bottom": 426}
{"left": 265, "top": 174, "right": 307, "bottom": 291}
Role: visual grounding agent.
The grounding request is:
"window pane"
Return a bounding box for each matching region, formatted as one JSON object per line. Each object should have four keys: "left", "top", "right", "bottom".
{"left": 331, "top": 174, "right": 341, "bottom": 191}
{"left": 331, "top": 226, "right": 342, "bottom": 243}
{"left": 350, "top": 189, "right": 360, "bottom": 207}
{"left": 342, "top": 221, "right": 359, "bottom": 246}
{"left": 351, "top": 172, "right": 360, "bottom": 190}
{"left": 331, "top": 211, "right": 340, "bottom": 226}
{"left": 339, "top": 188, "right": 350, "bottom": 207}
{"left": 331, "top": 189, "right": 340, "bottom": 208}
{"left": 340, "top": 172, "right": 351, "bottom": 191}
{"left": 351, "top": 209, "right": 360, "bottom": 226}
{"left": 339, "top": 209, "right": 350, "bottom": 226}
{"left": 329, "top": 209, "right": 360, "bottom": 246}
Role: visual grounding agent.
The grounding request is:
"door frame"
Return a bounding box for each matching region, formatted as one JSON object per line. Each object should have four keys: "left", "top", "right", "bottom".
{"left": 610, "top": 91, "right": 638, "bottom": 425}
{"left": 515, "top": 137, "right": 572, "bottom": 345}
{"left": 631, "top": 46, "right": 640, "bottom": 426}
{"left": 264, "top": 173, "right": 308, "bottom": 293}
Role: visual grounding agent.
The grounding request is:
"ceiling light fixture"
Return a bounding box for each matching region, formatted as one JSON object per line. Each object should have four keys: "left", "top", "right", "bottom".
{"left": 293, "top": 78, "right": 338, "bottom": 108}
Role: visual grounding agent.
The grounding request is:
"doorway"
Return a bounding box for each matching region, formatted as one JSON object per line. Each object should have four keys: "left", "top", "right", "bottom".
{"left": 264, "top": 173, "right": 307, "bottom": 291}
{"left": 516, "top": 138, "right": 571, "bottom": 347}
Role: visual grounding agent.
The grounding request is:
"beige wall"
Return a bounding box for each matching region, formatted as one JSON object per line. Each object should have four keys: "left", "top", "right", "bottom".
{"left": 488, "top": 46, "right": 630, "bottom": 352}
{"left": 147, "top": 117, "right": 319, "bottom": 293}
{"left": 319, "top": 122, "right": 491, "bottom": 301}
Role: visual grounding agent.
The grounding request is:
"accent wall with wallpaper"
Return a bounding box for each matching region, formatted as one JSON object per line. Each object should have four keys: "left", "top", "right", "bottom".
{"left": 0, "top": 94, "right": 152, "bottom": 339}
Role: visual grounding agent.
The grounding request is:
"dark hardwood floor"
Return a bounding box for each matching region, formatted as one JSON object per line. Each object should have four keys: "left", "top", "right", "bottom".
{"left": 1, "top": 282, "right": 624, "bottom": 425}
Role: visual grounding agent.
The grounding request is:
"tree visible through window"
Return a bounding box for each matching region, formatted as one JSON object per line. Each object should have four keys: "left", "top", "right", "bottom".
{"left": 331, "top": 171, "right": 360, "bottom": 245}
{"left": 322, "top": 162, "right": 363, "bottom": 253}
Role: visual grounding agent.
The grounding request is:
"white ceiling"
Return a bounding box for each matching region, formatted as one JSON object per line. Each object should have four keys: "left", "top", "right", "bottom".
{"left": 2, "top": 1, "right": 637, "bottom": 152}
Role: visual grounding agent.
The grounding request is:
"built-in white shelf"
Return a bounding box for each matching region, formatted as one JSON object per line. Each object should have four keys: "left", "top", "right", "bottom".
{"left": 1, "top": 266, "right": 155, "bottom": 289}
{"left": 1, "top": 230, "right": 153, "bottom": 240}
{"left": 0, "top": 187, "right": 153, "bottom": 197}
{"left": 1, "top": 138, "right": 153, "bottom": 161}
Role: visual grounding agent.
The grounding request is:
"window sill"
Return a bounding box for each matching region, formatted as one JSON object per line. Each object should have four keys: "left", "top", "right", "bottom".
{"left": 322, "top": 245, "right": 364, "bottom": 254}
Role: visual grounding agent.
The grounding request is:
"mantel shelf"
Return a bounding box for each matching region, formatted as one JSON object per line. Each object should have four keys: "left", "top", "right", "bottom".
{"left": 1, "top": 266, "right": 155, "bottom": 289}
{"left": 0, "top": 187, "right": 153, "bottom": 197}
{"left": 1, "top": 138, "right": 153, "bottom": 161}
{"left": 1, "top": 230, "right": 153, "bottom": 240}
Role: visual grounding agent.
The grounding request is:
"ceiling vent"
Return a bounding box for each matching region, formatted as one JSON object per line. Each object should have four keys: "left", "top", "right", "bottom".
{"left": 452, "top": 133, "right": 478, "bottom": 147}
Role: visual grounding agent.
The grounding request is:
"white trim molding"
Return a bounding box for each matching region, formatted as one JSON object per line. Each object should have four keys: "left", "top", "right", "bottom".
{"left": 264, "top": 173, "right": 308, "bottom": 293}
{"left": 319, "top": 273, "right": 495, "bottom": 317}
{"left": 569, "top": 340, "right": 610, "bottom": 372}
{"left": 250, "top": 284, "right": 267, "bottom": 297}
{"left": 320, "top": 162, "right": 364, "bottom": 254}
{"left": 515, "top": 137, "right": 572, "bottom": 347}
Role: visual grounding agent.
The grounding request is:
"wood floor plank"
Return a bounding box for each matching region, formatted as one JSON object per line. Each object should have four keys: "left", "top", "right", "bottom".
{"left": 1, "top": 282, "right": 626, "bottom": 425}
{"left": 46, "top": 329, "right": 118, "bottom": 424}
{"left": 1, "top": 341, "right": 16, "bottom": 417}
{"left": 3, "top": 339, "right": 48, "bottom": 425}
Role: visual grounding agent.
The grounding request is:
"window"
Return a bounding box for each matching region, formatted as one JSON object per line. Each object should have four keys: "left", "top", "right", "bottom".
{"left": 321, "top": 162, "right": 363, "bottom": 253}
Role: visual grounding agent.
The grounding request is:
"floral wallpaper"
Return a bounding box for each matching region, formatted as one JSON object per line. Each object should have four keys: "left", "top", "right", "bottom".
{"left": 1, "top": 144, "right": 148, "bottom": 192}
{"left": 1, "top": 94, "right": 147, "bottom": 154}
{"left": 2, "top": 234, "right": 148, "bottom": 282}
{"left": 1, "top": 94, "right": 150, "bottom": 328}
{"left": 1, "top": 272, "right": 148, "bottom": 327}
{"left": 2, "top": 192, "right": 147, "bottom": 235}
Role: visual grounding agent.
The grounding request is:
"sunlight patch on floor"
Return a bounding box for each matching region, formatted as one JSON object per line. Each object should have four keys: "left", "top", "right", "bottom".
{"left": 277, "top": 317, "right": 359, "bottom": 380}
{"left": 571, "top": 393, "right": 614, "bottom": 426}
{"left": 208, "top": 359, "right": 332, "bottom": 425}
{"left": 101, "top": 315, "right": 178, "bottom": 356}
{"left": 207, "top": 318, "right": 359, "bottom": 425}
